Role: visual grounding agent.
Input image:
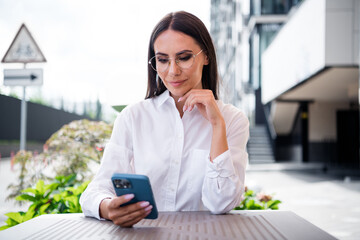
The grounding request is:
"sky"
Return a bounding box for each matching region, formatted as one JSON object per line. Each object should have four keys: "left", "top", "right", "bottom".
{"left": 0, "top": 0, "right": 210, "bottom": 111}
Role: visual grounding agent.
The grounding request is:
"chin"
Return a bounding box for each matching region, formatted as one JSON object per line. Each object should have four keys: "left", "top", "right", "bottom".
{"left": 169, "top": 90, "right": 184, "bottom": 98}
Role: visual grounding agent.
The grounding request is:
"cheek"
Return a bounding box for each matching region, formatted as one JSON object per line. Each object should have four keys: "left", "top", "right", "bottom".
{"left": 191, "top": 64, "right": 204, "bottom": 78}
{"left": 158, "top": 73, "right": 166, "bottom": 82}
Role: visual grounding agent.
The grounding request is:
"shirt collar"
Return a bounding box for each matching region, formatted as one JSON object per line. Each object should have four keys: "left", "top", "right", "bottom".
{"left": 154, "top": 90, "right": 173, "bottom": 107}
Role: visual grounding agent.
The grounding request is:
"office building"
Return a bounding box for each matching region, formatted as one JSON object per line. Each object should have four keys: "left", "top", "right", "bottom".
{"left": 211, "top": 0, "right": 359, "bottom": 172}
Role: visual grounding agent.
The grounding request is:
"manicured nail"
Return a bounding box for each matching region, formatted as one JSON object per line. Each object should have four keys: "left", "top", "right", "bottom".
{"left": 188, "top": 106, "right": 192, "bottom": 112}
{"left": 145, "top": 205, "right": 153, "bottom": 211}
{"left": 178, "top": 97, "right": 182, "bottom": 102}
{"left": 183, "top": 105, "right": 187, "bottom": 112}
{"left": 124, "top": 194, "right": 134, "bottom": 200}
{"left": 140, "top": 201, "right": 150, "bottom": 207}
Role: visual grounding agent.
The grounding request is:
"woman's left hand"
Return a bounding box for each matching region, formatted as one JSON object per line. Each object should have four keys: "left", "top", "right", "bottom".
{"left": 179, "top": 89, "right": 228, "bottom": 161}
{"left": 179, "top": 89, "right": 224, "bottom": 127}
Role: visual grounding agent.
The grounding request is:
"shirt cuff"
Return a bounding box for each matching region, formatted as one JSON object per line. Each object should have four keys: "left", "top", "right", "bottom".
{"left": 84, "top": 193, "right": 113, "bottom": 220}
{"left": 206, "top": 150, "right": 235, "bottom": 178}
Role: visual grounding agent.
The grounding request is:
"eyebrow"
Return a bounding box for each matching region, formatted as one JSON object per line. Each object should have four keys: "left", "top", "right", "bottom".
{"left": 155, "top": 49, "right": 193, "bottom": 56}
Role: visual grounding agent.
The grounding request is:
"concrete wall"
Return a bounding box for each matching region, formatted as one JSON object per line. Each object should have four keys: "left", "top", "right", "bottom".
{"left": 325, "top": 0, "right": 359, "bottom": 65}
{"left": 262, "top": 0, "right": 326, "bottom": 104}
{"left": 0, "top": 94, "right": 90, "bottom": 157}
{"left": 308, "top": 101, "right": 349, "bottom": 141}
{"left": 261, "top": 0, "right": 359, "bottom": 104}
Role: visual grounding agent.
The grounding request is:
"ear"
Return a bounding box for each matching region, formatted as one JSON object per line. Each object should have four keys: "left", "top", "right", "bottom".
{"left": 204, "top": 54, "right": 209, "bottom": 65}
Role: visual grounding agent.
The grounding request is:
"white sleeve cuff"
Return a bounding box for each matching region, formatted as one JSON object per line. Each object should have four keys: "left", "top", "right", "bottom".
{"left": 206, "top": 150, "right": 235, "bottom": 178}
{"left": 82, "top": 193, "right": 113, "bottom": 220}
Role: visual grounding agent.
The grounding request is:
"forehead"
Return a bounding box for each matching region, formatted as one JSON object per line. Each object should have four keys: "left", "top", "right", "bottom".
{"left": 154, "top": 29, "right": 198, "bottom": 54}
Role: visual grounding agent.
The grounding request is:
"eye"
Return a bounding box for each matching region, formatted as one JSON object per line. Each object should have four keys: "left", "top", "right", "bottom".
{"left": 156, "top": 57, "right": 169, "bottom": 64}
{"left": 178, "top": 54, "right": 192, "bottom": 61}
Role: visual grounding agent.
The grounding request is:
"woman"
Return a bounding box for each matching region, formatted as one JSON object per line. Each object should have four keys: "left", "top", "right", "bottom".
{"left": 80, "top": 11, "right": 249, "bottom": 227}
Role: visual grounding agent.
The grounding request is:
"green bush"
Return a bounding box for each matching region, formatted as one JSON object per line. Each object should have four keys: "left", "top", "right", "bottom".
{"left": 1, "top": 119, "right": 111, "bottom": 230}
{"left": 7, "top": 119, "right": 112, "bottom": 201}
{"left": 0, "top": 174, "right": 89, "bottom": 231}
{"left": 234, "top": 188, "right": 281, "bottom": 210}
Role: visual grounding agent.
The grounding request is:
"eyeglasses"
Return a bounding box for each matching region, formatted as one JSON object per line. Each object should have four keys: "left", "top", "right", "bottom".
{"left": 149, "top": 49, "right": 203, "bottom": 73}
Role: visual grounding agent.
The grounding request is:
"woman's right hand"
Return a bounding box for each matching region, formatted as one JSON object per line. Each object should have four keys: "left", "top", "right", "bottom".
{"left": 99, "top": 194, "right": 153, "bottom": 227}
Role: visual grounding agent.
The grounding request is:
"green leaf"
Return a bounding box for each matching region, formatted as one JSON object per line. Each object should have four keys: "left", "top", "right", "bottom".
{"left": 55, "top": 175, "right": 65, "bottom": 182}
{"left": 65, "top": 174, "right": 77, "bottom": 184}
{"left": 53, "top": 193, "right": 62, "bottom": 202}
{"left": 21, "top": 188, "right": 38, "bottom": 195}
{"left": 35, "top": 180, "right": 45, "bottom": 194}
{"left": 45, "top": 182, "right": 59, "bottom": 192}
{"left": 5, "top": 217, "right": 19, "bottom": 226}
{"left": 0, "top": 225, "right": 11, "bottom": 231}
{"left": 23, "top": 209, "right": 35, "bottom": 222}
{"left": 39, "top": 203, "right": 51, "bottom": 214}
{"left": 5, "top": 212, "right": 23, "bottom": 223}
{"left": 268, "top": 200, "right": 281, "bottom": 210}
{"left": 245, "top": 190, "right": 255, "bottom": 197}
{"left": 15, "top": 194, "right": 36, "bottom": 202}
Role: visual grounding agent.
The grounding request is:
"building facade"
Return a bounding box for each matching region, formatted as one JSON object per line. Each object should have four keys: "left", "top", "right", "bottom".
{"left": 211, "top": 0, "right": 360, "bottom": 172}
{"left": 211, "top": 0, "right": 243, "bottom": 105}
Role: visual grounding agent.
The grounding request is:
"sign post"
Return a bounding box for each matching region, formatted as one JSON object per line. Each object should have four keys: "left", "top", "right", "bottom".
{"left": 2, "top": 24, "right": 46, "bottom": 151}
{"left": 20, "top": 80, "right": 27, "bottom": 151}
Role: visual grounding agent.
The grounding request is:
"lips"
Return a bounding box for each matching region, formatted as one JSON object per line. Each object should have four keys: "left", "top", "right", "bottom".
{"left": 168, "top": 80, "right": 186, "bottom": 87}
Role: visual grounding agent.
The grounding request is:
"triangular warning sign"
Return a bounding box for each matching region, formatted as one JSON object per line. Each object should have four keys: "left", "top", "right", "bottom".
{"left": 2, "top": 23, "right": 46, "bottom": 63}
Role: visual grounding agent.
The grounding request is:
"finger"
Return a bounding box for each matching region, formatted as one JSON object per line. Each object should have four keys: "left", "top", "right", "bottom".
{"left": 185, "top": 93, "right": 208, "bottom": 112}
{"left": 111, "top": 201, "right": 150, "bottom": 220}
{"left": 178, "top": 89, "right": 194, "bottom": 102}
{"left": 120, "top": 206, "right": 153, "bottom": 227}
{"left": 108, "top": 194, "right": 134, "bottom": 209}
{"left": 178, "top": 88, "right": 205, "bottom": 103}
{"left": 182, "top": 91, "right": 200, "bottom": 111}
{"left": 114, "top": 205, "right": 153, "bottom": 227}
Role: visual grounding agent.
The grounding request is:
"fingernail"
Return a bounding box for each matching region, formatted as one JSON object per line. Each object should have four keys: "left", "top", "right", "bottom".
{"left": 140, "top": 201, "right": 150, "bottom": 207}
{"left": 183, "top": 105, "right": 187, "bottom": 112}
{"left": 124, "top": 194, "right": 134, "bottom": 200}
{"left": 145, "top": 205, "right": 153, "bottom": 211}
{"left": 188, "top": 106, "right": 192, "bottom": 112}
{"left": 178, "top": 97, "right": 182, "bottom": 102}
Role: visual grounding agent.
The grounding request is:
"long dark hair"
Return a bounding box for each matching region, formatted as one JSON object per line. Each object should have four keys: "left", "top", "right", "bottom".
{"left": 145, "top": 11, "right": 219, "bottom": 100}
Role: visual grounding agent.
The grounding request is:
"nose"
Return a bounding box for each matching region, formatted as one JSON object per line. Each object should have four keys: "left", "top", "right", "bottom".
{"left": 168, "top": 59, "right": 181, "bottom": 76}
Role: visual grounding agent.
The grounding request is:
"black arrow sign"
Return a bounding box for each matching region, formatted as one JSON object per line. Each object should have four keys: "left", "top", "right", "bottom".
{"left": 4, "top": 74, "right": 37, "bottom": 81}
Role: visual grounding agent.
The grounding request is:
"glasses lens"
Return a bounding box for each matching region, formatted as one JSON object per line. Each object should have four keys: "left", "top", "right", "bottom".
{"left": 157, "top": 56, "right": 170, "bottom": 72}
{"left": 149, "top": 57, "right": 157, "bottom": 71}
{"left": 177, "top": 53, "right": 195, "bottom": 69}
{"left": 149, "top": 56, "right": 170, "bottom": 73}
{"left": 149, "top": 52, "right": 197, "bottom": 72}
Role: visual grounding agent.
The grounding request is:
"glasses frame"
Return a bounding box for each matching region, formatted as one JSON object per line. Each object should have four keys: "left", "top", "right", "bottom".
{"left": 149, "top": 49, "right": 203, "bottom": 73}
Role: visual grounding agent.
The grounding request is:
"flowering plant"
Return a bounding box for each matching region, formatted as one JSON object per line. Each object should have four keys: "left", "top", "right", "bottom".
{"left": 7, "top": 119, "right": 112, "bottom": 201}
{"left": 1, "top": 174, "right": 89, "bottom": 231}
{"left": 234, "top": 187, "right": 282, "bottom": 210}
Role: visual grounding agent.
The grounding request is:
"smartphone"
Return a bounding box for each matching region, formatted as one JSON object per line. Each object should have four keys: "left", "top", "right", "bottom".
{"left": 111, "top": 173, "right": 158, "bottom": 219}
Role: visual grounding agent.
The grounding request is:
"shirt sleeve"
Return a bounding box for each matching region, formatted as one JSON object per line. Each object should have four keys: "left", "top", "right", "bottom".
{"left": 201, "top": 110, "right": 249, "bottom": 214}
{"left": 80, "top": 110, "right": 134, "bottom": 219}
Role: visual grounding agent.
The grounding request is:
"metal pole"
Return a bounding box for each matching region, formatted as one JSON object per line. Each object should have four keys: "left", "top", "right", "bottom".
{"left": 20, "top": 86, "right": 27, "bottom": 151}
{"left": 20, "top": 64, "right": 27, "bottom": 151}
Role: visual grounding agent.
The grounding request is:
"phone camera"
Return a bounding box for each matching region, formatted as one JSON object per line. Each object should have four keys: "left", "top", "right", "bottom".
{"left": 114, "top": 179, "right": 132, "bottom": 189}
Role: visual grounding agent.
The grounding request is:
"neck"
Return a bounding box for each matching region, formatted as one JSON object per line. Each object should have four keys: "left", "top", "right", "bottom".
{"left": 171, "top": 95, "right": 185, "bottom": 118}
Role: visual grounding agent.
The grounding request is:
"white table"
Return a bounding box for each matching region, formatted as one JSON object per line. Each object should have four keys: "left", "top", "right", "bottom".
{"left": 0, "top": 211, "right": 336, "bottom": 240}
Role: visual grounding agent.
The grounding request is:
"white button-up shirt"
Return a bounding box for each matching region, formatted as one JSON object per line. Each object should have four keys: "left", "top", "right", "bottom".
{"left": 80, "top": 90, "right": 249, "bottom": 219}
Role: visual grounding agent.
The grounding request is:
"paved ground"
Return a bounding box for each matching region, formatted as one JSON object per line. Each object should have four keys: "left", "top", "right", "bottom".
{"left": 1, "top": 157, "right": 359, "bottom": 239}
{"left": 246, "top": 164, "right": 360, "bottom": 240}
{"left": 0, "top": 158, "right": 29, "bottom": 226}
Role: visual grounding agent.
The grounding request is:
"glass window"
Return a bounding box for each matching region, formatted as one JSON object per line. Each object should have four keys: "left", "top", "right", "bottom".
{"left": 250, "top": 0, "right": 303, "bottom": 15}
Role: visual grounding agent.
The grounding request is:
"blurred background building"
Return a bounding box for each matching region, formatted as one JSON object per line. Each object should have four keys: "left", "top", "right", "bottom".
{"left": 211, "top": 0, "right": 359, "bottom": 174}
